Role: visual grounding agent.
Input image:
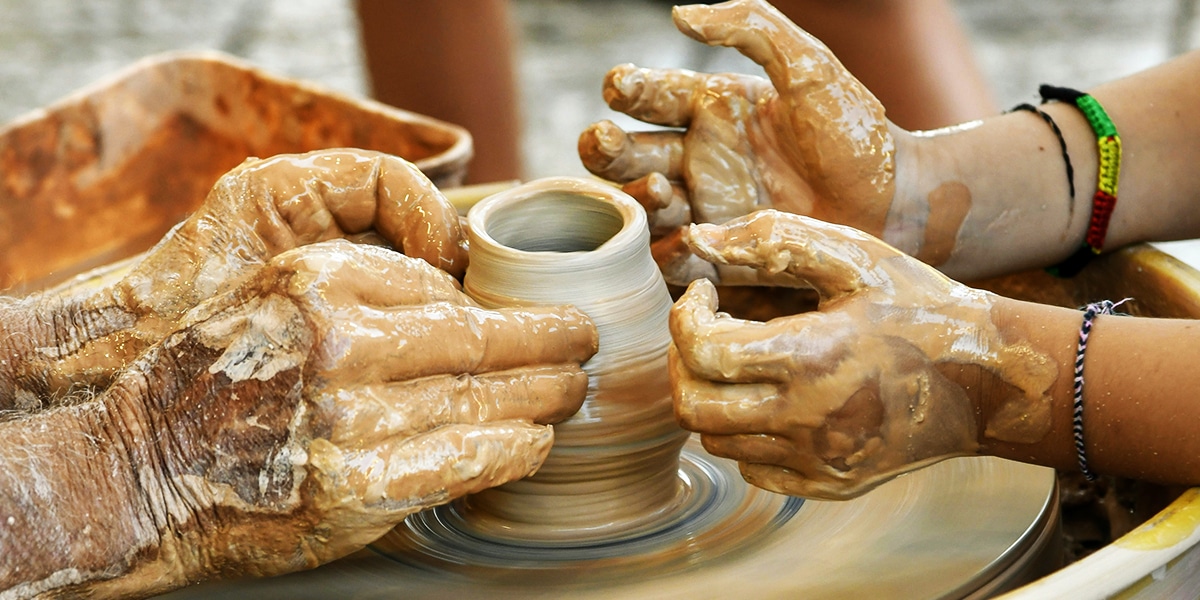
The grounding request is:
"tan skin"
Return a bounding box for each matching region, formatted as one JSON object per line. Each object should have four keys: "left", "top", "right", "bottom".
{"left": 587, "top": 0, "right": 1200, "bottom": 498}
{"left": 0, "top": 152, "right": 599, "bottom": 598}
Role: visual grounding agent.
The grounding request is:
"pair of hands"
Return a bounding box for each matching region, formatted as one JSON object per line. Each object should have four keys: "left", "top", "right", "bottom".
{"left": 3, "top": 148, "right": 597, "bottom": 589}
{"left": 583, "top": 0, "right": 1043, "bottom": 499}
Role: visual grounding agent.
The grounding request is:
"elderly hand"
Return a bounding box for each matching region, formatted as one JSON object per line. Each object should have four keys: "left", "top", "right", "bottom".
{"left": 578, "top": 0, "right": 901, "bottom": 286}
{"left": 0, "top": 149, "right": 469, "bottom": 410}
{"left": 0, "top": 240, "right": 597, "bottom": 598}
{"left": 668, "top": 211, "right": 1058, "bottom": 499}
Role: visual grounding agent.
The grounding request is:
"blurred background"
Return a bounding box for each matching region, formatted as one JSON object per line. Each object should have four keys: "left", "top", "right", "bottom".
{"left": 1, "top": 0, "right": 1197, "bottom": 256}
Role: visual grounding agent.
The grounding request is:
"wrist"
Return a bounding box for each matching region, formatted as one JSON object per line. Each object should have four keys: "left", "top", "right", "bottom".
{"left": 974, "top": 295, "right": 1080, "bottom": 469}
{"left": 96, "top": 349, "right": 230, "bottom": 588}
{"left": 888, "top": 110, "right": 1101, "bottom": 280}
{"left": 880, "top": 124, "right": 930, "bottom": 258}
{"left": 105, "top": 319, "right": 319, "bottom": 584}
{"left": 885, "top": 120, "right": 996, "bottom": 276}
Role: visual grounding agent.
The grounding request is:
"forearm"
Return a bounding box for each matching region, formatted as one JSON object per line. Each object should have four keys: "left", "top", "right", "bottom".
{"left": 0, "top": 401, "right": 170, "bottom": 598}
{"left": 1076, "top": 310, "right": 1200, "bottom": 483}
{"left": 1087, "top": 51, "right": 1200, "bottom": 246}
{"left": 892, "top": 50, "right": 1200, "bottom": 280}
{"left": 981, "top": 296, "right": 1200, "bottom": 486}
{"left": 0, "top": 180, "right": 271, "bottom": 411}
{"left": 890, "top": 113, "right": 1077, "bottom": 279}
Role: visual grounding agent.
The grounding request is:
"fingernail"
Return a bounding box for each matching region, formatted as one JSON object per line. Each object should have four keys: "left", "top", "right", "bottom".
{"left": 578, "top": 121, "right": 626, "bottom": 171}
{"left": 645, "top": 173, "right": 674, "bottom": 209}
{"left": 593, "top": 121, "right": 627, "bottom": 157}
{"left": 604, "top": 64, "right": 642, "bottom": 104}
{"left": 671, "top": 5, "right": 710, "bottom": 42}
{"left": 687, "top": 223, "right": 727, "bottom": 249}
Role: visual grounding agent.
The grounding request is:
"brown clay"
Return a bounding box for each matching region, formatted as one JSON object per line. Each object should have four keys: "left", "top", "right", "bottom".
{"left": 461, "top": 177, "right": 686, "bottom": 540}
{"left": 917, "top": 181, "right": 972, "bottom": 266}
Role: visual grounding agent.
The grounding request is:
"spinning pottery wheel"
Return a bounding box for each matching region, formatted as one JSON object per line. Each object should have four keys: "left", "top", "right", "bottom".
{"left": 162, "top": 451, "right": 1058, "bottom": 599}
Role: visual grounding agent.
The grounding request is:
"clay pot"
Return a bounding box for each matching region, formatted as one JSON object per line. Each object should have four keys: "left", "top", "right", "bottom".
{"left": 462, "top": 176, "right": 689, "bottom": 541}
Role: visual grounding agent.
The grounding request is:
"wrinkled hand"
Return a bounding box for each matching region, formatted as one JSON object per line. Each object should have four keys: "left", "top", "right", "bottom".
{"left": 669, "top": 211, "right": 1056, "bottom": 499}
{"left": 146, "top": 146, "right": 467, "bottom": 286}
{"left": 0, "top": 149, "right": 468, "bottom": 409}
{"left": 105, "top": 240, "right": 596, "bottom": 585}
{"left": 578, "top": 0, "right": 898, "bottom": 286}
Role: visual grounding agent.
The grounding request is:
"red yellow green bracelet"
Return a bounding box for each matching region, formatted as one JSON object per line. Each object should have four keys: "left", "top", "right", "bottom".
{"left": 1040, "top": 84, "right": 1121, "bottom": 278}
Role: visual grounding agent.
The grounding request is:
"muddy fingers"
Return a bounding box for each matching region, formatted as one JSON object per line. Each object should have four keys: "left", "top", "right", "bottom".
{"left": 325, "top": 366, "right": 589, "bottom": 446}
{"left": 331, "top": 421, "right": 558, "bottom": 512}
{"left": 673, "top": 0, "right": 895, "bottom": 226}
{"left": 602, "top": 63, "right": 707, "bottom": 128}
{"left": 666, "top": 212, "right": 1060, "bottom": 500}
{"left": 577, "top": 120, "right": 684, "bottom": 183}
{"left": 0, "top": 150, "right": 474, "bottom": 412}
{"left": 581, "top": 0, "right": 903, "bottom": 280}
{"left": 683, "top": 211, "right": 893, "bottom": 299}
{"left": 620, "top": 172, "right": 691, "bottom": 236}
{"left": 209, "top": 149, "right": 468, "bottom": 277}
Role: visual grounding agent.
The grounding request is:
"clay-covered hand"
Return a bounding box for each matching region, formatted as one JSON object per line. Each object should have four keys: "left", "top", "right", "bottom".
{"left": 578, "top": 0, "right": 898, "bottom": 285}
{"left": 0, "top": 148, "right": 468, "bottom": 410}
{"left": 668, "top": 211, "right": 1057, "bottom": 500}
{"left": 33, "top": 240, "right": 597, "bottom": 596}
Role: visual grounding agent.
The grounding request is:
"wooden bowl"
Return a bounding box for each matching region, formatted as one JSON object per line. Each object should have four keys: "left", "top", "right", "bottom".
{"left": 0, "top": 50, "right": 472, "bottom": 292}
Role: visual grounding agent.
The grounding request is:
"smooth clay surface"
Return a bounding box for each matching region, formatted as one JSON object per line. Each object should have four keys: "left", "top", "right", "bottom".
{"left": 460, "top": 177, "right": 688, "bottom": 540}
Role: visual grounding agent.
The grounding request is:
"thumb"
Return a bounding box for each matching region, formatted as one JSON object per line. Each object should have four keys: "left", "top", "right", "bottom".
{"left": 682, "top": 210, "right": 902, "bottom": 300}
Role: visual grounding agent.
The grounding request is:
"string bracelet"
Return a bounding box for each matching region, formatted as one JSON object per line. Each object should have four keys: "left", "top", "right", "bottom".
{"left": 1071, "top": 298, "right": 1128, "bottom": 480}
{"left": 1010, "top": 103, "right": 1076, "bottom": 201}
{"left": 1040, "top": 85, "right": 1122, "bottom": 278}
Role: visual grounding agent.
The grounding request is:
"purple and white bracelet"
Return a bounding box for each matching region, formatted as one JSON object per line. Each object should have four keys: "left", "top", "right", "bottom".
{"left": 1072, "top": 299, "right": 1128, "bottom": 480}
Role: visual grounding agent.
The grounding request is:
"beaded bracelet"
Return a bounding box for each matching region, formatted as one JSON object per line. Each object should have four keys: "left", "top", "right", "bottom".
{"left": 1040, "top": 85, "right": 1122, "bottom": 278}
{"left": 1072, "top": 299, "right": 1128, "bottom": 480}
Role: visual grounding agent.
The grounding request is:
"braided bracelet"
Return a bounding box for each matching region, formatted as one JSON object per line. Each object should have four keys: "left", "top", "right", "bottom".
{"left": 1072, "top": 299, "right": 1127, "bottom": 480}
{"left": 1040, "top": 85, "right": 1122, "bottom": 278}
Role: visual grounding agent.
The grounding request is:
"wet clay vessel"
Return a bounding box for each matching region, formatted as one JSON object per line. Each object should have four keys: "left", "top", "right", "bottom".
{"left": 460, "top": 177, "right": 688, "bottom": 540}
